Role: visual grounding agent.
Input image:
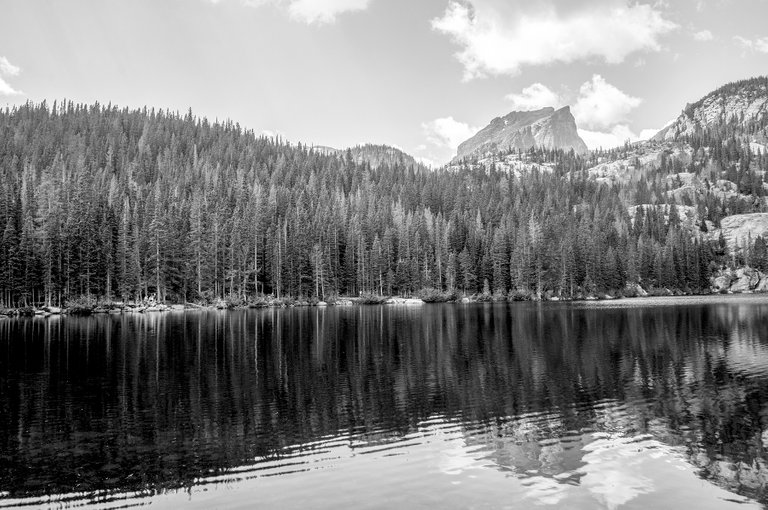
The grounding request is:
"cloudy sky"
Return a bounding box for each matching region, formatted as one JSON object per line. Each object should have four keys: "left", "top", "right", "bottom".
{"left": 1, "top": 0, "right": 767, "bottom": 165}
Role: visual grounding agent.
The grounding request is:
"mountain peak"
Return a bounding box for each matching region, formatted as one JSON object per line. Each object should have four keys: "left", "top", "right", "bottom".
{"left": 455, "top": 106, "right": 587, "bottom": 162}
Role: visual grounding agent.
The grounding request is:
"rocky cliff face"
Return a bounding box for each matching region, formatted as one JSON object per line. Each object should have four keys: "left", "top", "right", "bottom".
{"left": 706, "top": 213, "right": 768, "bottom": 251}
{"left": 455, "top": 106, "right": 588, "bottom": 162}
{"left": 653, "top": 76, "right": 768, "bottom": 142}
{"left": 586, "top": 143, "right": 693, "bottom": 186}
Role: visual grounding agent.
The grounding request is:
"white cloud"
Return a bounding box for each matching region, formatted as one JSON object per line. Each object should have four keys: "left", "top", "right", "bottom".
{"left": 420, "top": 116, "right": 481, "bottom": 165}
{"left": 572, "top": 74, "right": 642, "bottom": 130}
{"left": 422, "top": 117, "right": 479, "bottom": 151}
{"left": 578, "top": 124, "right": 661, "bottom": 150}
{"left": 0, "top": 57, "right": 20, "bottom": 77}
{"left": 693, "top": 29, "right": 713, "bottom": 41}
{"left": 639, "top": 128, "right": 660, "bottom": 140}
{"left": 0, "top": 77, "right": 20, "bottom": 96}
{"left": 579, "top": 125, "right": 637, "bottom": 150}
{"left": 414, "top": 155, "right": 438, "bottom": 169}
{"left": 287, "top": 0, "right": 369, "bottom": 24}
{"left": 734, "top": 35, "right": 750, "bottom": 48}
{"left": 431, "top": 0, "right": 677, "bottom": 79}
{"left": 734, "top": 35, "right": 768, "bottom": 53}
{"left": 216, "top": 0, "right": 370, "bottom": 24}
{"left": 0, "top": 56, "right": 22, "bottom": 96}
{"left": 505, "top": 83, "right": 561, "bottom": 111}
{"left": 571, "top": 75, "right": 648, "bottom": 149}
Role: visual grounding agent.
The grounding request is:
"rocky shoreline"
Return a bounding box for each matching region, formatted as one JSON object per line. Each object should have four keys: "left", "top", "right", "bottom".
{"left": 710, "top": 267, "right": 768, "bottom": 293}
{"left": 1, "top": 278, "right": 766, "bottom": 318}
{"left": 0, "top": 296, "right": 430, "bottom": 318}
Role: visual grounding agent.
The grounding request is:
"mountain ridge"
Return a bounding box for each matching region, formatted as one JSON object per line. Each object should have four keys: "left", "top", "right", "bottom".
{"left": 311, "top": 143, "right": 427, "bottom": 170}
{"left": 653, "top": 76, "right": 768, "bottom": 143}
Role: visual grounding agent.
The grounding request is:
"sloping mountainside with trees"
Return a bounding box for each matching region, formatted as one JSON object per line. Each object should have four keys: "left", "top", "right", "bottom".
{"left": 0, "top": 82, "right": 767, "bottom": 307}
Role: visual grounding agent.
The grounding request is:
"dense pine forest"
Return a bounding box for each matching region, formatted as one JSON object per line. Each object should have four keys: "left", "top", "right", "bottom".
{"left": 1, "top": 101, "right": 767, "bottom": 307}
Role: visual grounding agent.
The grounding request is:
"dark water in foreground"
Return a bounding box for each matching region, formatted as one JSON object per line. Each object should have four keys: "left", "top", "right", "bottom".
{"left": 1, "top": 297, "right": 768, "bottom": 509}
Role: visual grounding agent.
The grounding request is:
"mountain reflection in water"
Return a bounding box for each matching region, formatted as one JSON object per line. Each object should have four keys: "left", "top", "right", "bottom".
{"left": 0, "top": 297, "right": 767, "bottom": 509}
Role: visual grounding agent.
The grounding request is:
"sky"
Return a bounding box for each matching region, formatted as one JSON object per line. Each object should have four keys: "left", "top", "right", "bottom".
{"left": 1, "top": 0, "right": 767, "bottom": 166}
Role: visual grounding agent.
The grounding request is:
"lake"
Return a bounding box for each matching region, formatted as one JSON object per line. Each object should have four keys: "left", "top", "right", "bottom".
{"left": 1, "top": 297, "right": 768, "bottom": 509}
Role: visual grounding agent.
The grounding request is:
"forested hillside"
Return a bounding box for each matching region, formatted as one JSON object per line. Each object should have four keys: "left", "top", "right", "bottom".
{"left": 0, "top": 101, "right": 765, "bottom": 306}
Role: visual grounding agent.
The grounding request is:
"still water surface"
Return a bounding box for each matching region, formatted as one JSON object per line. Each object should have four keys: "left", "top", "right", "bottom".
{"left": 1, "top": 297, "right": 768, "bottom": 509}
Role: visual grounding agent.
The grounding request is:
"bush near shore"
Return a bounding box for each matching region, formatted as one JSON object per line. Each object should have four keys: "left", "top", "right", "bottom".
{"left": 416, "top": 288, "right": 459, "bottom": 303}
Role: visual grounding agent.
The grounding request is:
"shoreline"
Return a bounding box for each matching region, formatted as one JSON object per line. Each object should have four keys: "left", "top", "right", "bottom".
{"left": 1, "top": 289, "right": 764, "bottom": 318}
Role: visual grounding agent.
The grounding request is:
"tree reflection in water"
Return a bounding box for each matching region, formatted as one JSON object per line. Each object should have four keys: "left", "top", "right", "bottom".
{"left": 0, "top": 299, "right": 767, "bottom": 506}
